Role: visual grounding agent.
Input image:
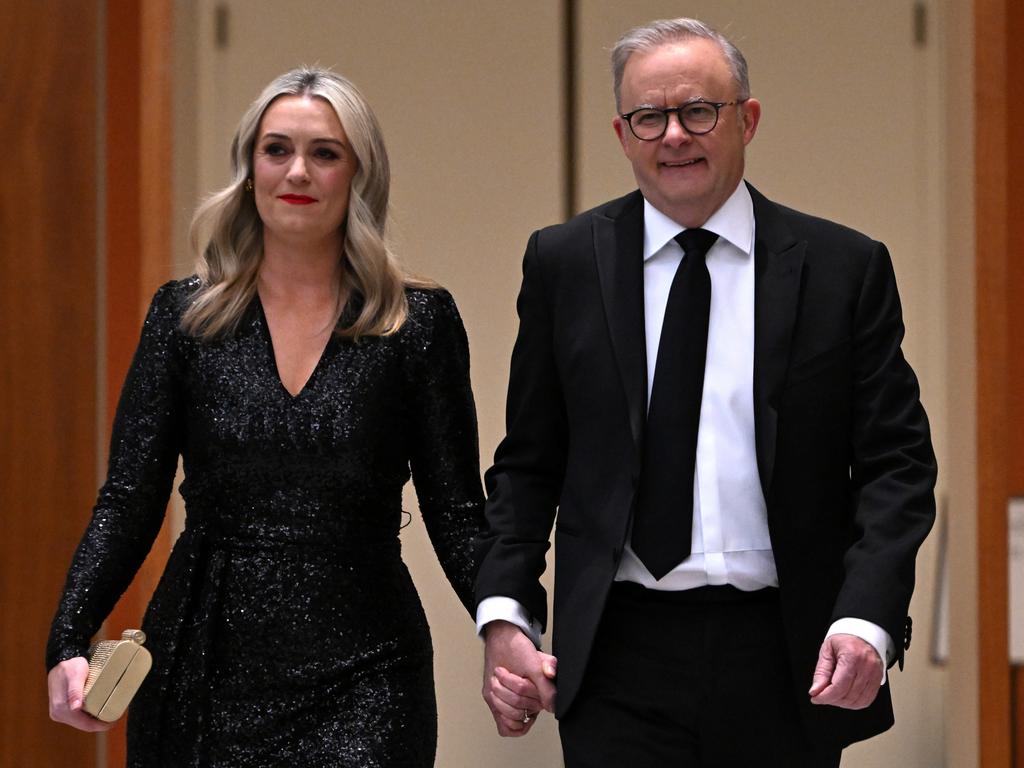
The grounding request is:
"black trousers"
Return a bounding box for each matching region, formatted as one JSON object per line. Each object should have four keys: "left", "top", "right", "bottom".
{"left": 559, "top": 582, "right": 842, "bottom": 768}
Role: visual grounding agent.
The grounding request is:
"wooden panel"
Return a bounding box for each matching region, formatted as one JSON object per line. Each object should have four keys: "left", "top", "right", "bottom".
{"left": 1008, "top": 1, "right": 1024, "bottom": 491}
{"left": 102, "top": 1, "right": 175, "bottom": 765}
{"left": 1010, "top": 0, "right": 1024, "bottom": 761}
{"left": 0, "top": 1, "right": 100, "bottom": 765}
{"left": 976, "top": 0, "right": 1024, "bottom": 766}
{"left": 1017, "top": 666, "right": 1024, "bottom": 768}
{"left": 105, "top": 0, "right": 142, "bottom": 385}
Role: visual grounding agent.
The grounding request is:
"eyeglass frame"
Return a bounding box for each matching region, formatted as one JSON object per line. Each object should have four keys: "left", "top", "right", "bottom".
{"left": 619, "top": 98, "right": 749, "bottom": 141}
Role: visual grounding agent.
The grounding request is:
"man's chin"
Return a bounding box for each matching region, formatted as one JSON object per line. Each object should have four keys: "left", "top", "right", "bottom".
{"left": 642, "top": 189, "right": 715, "bottom": 228}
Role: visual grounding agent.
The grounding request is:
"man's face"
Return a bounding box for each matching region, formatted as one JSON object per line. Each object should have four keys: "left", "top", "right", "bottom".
{"left": 613, "top": 39, "right": 760, "bottom": 228}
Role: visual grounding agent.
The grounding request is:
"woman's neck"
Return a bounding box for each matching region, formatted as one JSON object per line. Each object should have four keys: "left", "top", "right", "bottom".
{"left": 259, "top": 233, "right": 343, "bottom": 303}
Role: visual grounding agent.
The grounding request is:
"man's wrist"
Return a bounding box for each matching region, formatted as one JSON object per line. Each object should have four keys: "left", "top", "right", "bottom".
{"left": 476, "top": 596, "right": 542, "bottom": 647}
{"left": 826, "top": 618, "right": 894, "bottom": 684}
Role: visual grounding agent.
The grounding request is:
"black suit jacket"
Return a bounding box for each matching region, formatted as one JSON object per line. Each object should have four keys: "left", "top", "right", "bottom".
{"left": 474, "top": 183, "right": 937, "bottom": 748}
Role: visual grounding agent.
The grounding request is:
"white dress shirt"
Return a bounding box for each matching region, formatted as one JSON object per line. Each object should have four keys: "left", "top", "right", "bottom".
{"left": 615, "top": 178, "right": 773, "bottom": 590}
{"left": 477, "top": 182, "right": 893, "bottom": 677}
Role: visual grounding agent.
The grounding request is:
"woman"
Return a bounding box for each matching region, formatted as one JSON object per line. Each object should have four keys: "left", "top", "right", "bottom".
{"left": 46, "top": 67, "right": 484, "bottom": 766}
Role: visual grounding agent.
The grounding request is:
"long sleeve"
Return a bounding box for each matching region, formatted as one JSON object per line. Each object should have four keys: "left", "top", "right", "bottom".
{"left": 406, "top": 289, "right": 485, "bottom": 615}
{"left": 46, "top": 282, "right": 185, "bottom": 670}
{"left": 832, "top": 242, "right": 937, "bottom": 655}
{"left": 473, "top": 233, "right": 567, "bottom": 632}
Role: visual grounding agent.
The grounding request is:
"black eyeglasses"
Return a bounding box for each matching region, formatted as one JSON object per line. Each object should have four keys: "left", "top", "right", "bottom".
{"left": 620, "top": 99, "right": 747, "bottom": 141}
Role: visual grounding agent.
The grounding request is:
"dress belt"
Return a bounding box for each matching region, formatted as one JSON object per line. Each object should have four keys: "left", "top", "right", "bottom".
{"left": 183, "top": 521, "right": 402, "bottom": 558}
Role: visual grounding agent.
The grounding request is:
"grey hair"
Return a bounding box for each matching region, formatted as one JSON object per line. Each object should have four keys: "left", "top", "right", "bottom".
{"left": 183, "top": 66, "right": 430, "bottom": 341}
{"left": 611, "top": 18, "right": 750, "bottom": 111}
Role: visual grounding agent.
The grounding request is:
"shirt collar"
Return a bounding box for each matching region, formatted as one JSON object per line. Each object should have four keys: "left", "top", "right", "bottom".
{"left": 642, "top": 182, "right": 755, "bottom": 262}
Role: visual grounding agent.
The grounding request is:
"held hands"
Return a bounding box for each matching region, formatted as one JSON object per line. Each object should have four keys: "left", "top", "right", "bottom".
{"left": 482, "top": 620, "right": 557, "bottom": 737}
{"left": 47, "top": 657, "right": 114, "bottom": 732}
{"left": 808, "top": 633, "right": 884, "bottom": 710}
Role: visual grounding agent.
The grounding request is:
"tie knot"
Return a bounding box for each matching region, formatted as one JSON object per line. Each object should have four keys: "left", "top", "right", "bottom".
{"left": 674, "top": 228, "right": 719, "bottom": 261}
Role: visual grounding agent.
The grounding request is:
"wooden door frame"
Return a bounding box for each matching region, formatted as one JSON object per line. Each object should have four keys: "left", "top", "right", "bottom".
{"left": 101, "top": 0, "right": 174, "bottom": 764}
{"left": 0, "top": 1, "right": 101, "bottom": 764}
{"left": 976, "top": 0, "right": 1024, "bottom": 766}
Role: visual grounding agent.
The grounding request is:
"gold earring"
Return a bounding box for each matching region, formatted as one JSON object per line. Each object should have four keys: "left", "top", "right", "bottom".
{"left": 245, "top": 178, "right": 254, "bottom": 193}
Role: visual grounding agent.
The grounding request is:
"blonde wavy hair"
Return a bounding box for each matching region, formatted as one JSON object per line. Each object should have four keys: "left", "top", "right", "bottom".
{"left": 182, "top": 66, "right": 430, "bottom": 340}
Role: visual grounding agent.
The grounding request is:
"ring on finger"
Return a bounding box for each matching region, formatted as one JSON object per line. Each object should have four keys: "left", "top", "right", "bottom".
{"left": 522, "top": 709, "right": 532, "bottom": 724}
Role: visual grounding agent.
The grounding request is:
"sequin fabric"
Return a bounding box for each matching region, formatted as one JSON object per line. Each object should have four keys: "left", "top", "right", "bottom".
{"left": 46, "top": 278, "right": 484, "bottom": 767}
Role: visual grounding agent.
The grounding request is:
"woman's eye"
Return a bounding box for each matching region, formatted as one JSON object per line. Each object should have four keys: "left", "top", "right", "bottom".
{"left": 314, "top": 147, "right": 339, "bottom": 160}
{"left": 263, "top": 143, "right": 288, "bottom": 156}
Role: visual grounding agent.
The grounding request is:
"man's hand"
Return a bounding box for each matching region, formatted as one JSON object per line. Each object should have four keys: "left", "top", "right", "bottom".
{"left": 808, "top": 633, "right": 884, "bottom": 710}
{"left": 482, "top": 620, "right": 557, "bottom": 737}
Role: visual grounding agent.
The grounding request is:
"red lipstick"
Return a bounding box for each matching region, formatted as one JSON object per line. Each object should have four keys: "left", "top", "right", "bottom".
{"left": 279, "top": 194, "right": 317, "bottom": 205}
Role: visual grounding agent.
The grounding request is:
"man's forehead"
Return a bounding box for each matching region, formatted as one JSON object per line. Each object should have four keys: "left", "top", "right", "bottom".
{"left": 622, "top": 42, "right": 733, "bottom": 100}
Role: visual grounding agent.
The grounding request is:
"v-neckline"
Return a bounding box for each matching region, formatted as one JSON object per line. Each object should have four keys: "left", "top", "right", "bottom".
{"left": 254, "top": 294, "right": 333, "bottom": 400}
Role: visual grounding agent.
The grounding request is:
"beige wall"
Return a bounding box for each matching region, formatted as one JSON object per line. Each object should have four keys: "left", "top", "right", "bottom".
{"left": 171, "top": 2, "right": 974, "bottom": 766}
{"left": 942, "top": 0, "right": 979, "bottom": 764}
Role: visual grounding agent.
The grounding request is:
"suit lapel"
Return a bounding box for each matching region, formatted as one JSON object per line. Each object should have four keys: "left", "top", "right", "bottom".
{"left": 591, "top": 185, "right": 804, "bottom": 495}
{"left": 593, "top": 192, "right": 646, "bottom": 463}
{"left": 750, "top": 184, "right": 805, "bottom": 499}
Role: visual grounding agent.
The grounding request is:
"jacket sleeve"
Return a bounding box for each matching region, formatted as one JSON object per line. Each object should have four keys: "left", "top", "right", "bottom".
{"left": 832, "top": 242, "right": 937, "bottom": 664}
{"left": 474, "top": 232, "right": 568, "bottom": 632}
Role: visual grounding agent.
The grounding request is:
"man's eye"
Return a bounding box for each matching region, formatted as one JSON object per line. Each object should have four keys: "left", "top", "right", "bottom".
{"left": 684, "top": 105, "right": 716, "bottom": 121}
{"left": 634, "top": 111, "right": 664, "bottom": 126}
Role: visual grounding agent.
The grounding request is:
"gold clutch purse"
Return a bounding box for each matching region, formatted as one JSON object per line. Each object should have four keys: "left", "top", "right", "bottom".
{"left": 83, "top": 629, "right": 152, "bottom": 722}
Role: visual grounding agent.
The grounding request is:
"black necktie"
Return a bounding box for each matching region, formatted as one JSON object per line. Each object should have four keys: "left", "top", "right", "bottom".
{"left": 632, "top": 227, "right": 718, "bottom": 580}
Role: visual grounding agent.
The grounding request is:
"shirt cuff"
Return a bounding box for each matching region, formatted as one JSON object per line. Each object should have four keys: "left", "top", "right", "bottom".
{"left": 826, "top": 618, "right": 895, "bottom": 685}
{"left": 476, "top": 596, "right": 543, "bottom": 648}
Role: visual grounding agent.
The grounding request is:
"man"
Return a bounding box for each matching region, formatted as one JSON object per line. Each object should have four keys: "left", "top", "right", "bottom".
{"left": 474, "top": 17, "right": 936, "bottom": 768}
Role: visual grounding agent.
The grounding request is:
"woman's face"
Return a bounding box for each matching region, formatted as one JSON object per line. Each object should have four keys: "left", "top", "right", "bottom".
{"left": 252, "top": 95, "right": 357, "bottom": 250}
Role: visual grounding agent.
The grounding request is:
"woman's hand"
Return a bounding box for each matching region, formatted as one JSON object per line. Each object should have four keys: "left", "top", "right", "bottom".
{"left": 47, "top": 657, "right": 115, "bottom": 732}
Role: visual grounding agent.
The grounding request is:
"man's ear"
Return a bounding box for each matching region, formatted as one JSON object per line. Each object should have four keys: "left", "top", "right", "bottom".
{"left": 741, "top": 98, "right": 762, "bottom": 145}
{"left": 612, "top": 116, "right": 631, "bottom": 154}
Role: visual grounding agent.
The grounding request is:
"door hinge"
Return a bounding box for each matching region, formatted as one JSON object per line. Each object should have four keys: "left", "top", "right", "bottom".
{"left": 913, "top": 2, "right": 928, "bottom": 47}
{"left": 215, "top": 3, "right": 230, "bottom": 50}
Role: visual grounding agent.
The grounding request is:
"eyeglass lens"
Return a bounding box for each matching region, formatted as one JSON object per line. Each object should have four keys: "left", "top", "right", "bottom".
{"left": 629, "top": 102, "right": 721, "bottom": 139}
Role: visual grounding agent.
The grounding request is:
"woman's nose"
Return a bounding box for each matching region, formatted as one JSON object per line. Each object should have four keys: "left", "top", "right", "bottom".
{"left": 286, "top": 155, "right": 310, "bottom": 182}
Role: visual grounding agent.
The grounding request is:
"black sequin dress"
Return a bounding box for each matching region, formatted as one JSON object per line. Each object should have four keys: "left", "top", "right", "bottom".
{"left": 46, "top": 278, "right": 484, "bottom": 767}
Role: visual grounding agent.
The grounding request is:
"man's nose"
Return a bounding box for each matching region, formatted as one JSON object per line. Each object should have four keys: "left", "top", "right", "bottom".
{"left": 661, "top": 113, "right": 693, "bottom": 146}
